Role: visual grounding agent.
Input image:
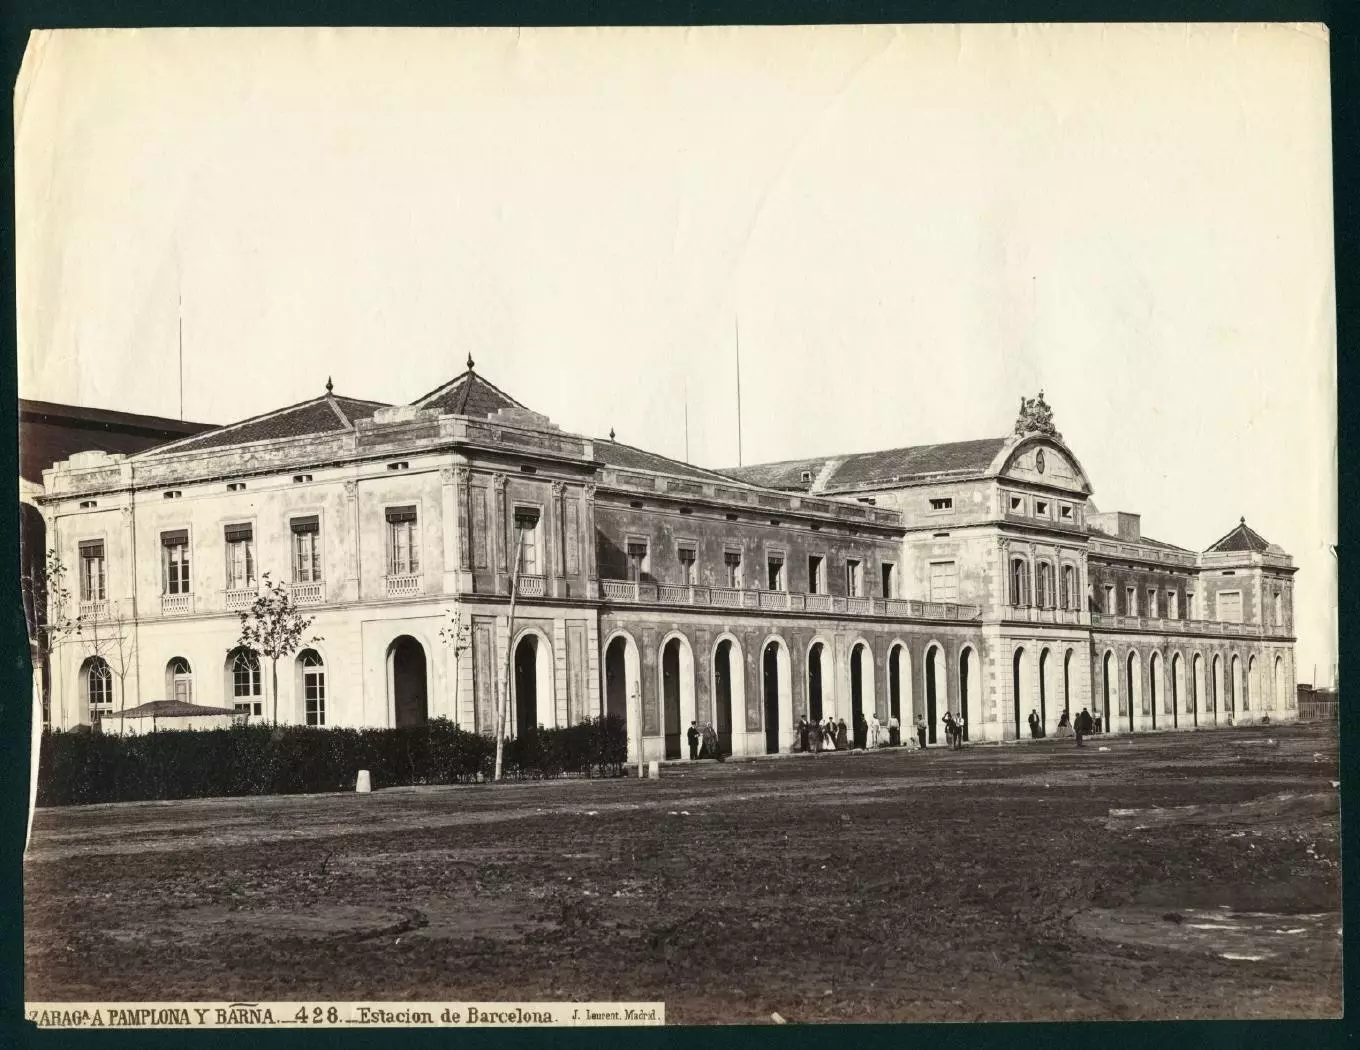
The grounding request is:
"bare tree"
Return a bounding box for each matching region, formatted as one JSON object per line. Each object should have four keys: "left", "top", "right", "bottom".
{"left": 74, "top": 598, "right": 116, "bottom": 731}
{"left": 21, "top": 549, "right": 79, "bottom": 726}
{"left": 232, "top": 573, "right": 322, "bottom": 724}
{"left": 106, "top": 601, "right": 140, "bottom": 735}
{"left": 494, "top": 509, "right": 539, "bottom": 782}
{"left": 438, "top": 605, "right": 473, "bottom": 724}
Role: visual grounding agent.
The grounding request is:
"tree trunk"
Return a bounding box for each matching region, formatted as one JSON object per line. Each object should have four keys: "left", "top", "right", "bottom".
{"left": 272, "top": 658, "right": 279, "bottom": 724}
{"left": 495, "top": 531, "right": 523, "bottom": 782}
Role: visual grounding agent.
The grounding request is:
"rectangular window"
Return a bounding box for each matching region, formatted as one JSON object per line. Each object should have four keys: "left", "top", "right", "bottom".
{"left": 1147, "top": 588, "right": 1158, "bottom": 618}
{"left": 224, "top": 524, "right": 255, "bottom": 590}
{"left": 929, "top": 561, "right": 958, "bottom": 602}
{"left": 678, "top": 544, "right": 697, "bottom": 585}
{"left": 1059, "top": 503, "right": 1074, "bottom": 521}
{"left": 1105, "top": 584, "right": 1116, "bottom": 614}
{"left": 1009, "top": 494, "right": 1025, "bottom": 513}
{"left": 161, "top": 530, "right": 190, "bottom": 594}
{"left": 808, "top": 555, "right": 824, "bottom": 594}
{"left": 767, "top": 552, "right": 785, "bottom": 591}
{"left": 723, "top": 550, "right": 742, "bottom": 589}
{"left": 516, "top": 510, "right": 543, "bottom": 575}
{"left": 78, "top": 541, "right": 106, "bottom": 601}
{"left": 385, "top": 506, "right": 419, "bottom": 576}
{"left": 1125, "top": 586, "right": 1137, "bottom": 616}
{"left": 929, "top": 497, "right": 953, "bottom": 511}
{"left": 1218, "top": 591, "right": 1243, "bottom": 623}
{"left": 304, "top": 666, "right": 326, "bottom": 726}
{"left": 1035, "top": 499, "right": 1049, "bottom": 517}
{"left": 626, "top": 539, "right": 649, "bottom": 582}
{"left": 1187, "top": 591, "right": 1197, "bottom": 619}
{"left": 881, "top": 562, "right": 895, "bottom": 597}
{"left": 291, "top": 516, "right": 322, "bottom": 583}
{"left": 846, "top": 558, "right": 862, "bottom": 597}
{"left": 1167, "top": 591, "right": 1178, "bottom": 619}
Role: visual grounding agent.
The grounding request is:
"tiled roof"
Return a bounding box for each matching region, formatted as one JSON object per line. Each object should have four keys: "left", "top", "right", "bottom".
{"left": 1205, "top": 519, "right": 1273, "bottom": 554}
{"left": 1133, "top": 535, "right": 1193, "bottom": 554}
{"left": 595, "top": 439, "right": 760, "bottom": 487}
{"left": 412, "top": 370, "right": 526, "bottom": 418}
{"left": 139, "top": 394, "right": 388, "bottom": 457}
{"left": 721, "top": 437, "right": 1008, "bottom": 492}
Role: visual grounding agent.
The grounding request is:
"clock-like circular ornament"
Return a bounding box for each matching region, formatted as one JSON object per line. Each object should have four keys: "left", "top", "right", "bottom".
{"left": 1036, "top": 450, "right": 1046, "bottom": 474}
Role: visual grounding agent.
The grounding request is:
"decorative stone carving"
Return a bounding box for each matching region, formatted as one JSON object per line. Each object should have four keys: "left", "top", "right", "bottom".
{"left": 343, "top": 480, "right": 358, "bottom": 498}
{"left": 492, "top": 473, "right": 508, "bottom": 492}
{"left": 583, "top": 483, "right": 597, "bottom": 501}
{"left": 439, "top": 466, "right": 455, "bottom": 485}
{"left": 1014, "top": 390, "right": 1062, "bottom": 440}
{"left": 551, "top": 480, "right": 566, "bottom": 499}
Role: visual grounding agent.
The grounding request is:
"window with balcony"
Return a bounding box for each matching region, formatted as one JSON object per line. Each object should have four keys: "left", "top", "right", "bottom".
{"left": 808, "top": 555, "right": 824, "bottom": 594}
{"left": 846, "top": 559, "right": 863, "bottom": 597}
{"left": 767, "top": 552, "right": 786, "bottom": 591}
{"left": 516, "top": 509, "right": 544, "bottom": 575}
{"left": 678, "top": 545, "right": 697, "bottom": 585}
{"left": 625, "top": 539, "right": 648, "bottom": 582}
{"left": 291, "top": 516, "right": 322, "bottom": 583}
{"left": 881, "top": 562, "right": 895, "bottom": 598}
{"left": 386, "top": 507, "right": 419, "bottom": 576}
{"left": 1036, "top": 561, "right": 1054, "bottom": 608}
{"left": 929, "top": 561, "right": 958, "bottom": 602}
{"left": 1009, "top": 558, "right": 1030, "bottom": 607}
{"left": 79, "top": 541, "right": 106, "bottom": 602}
{"left": 162, "top": 531, "right": 190, "bottom": 595}
{"left": 724, "top": 550, "right": 743, "bottom": 589}
{"left": 224, "top": 524, "right": 255, "bottom": 590}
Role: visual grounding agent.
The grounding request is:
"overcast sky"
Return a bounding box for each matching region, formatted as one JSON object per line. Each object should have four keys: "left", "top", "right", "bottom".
{"left": 15, "top": 24, "right": 1337, "bottom": 681}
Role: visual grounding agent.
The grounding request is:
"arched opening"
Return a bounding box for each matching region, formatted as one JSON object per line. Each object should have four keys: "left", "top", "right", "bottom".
{"left": 1102, "top": 650, "right": 1116, "bottom": 732}
{"left": 1248, "top": 655, "right": 1259, "bottom": 713}
{"left": 762, "top": 639, "right": 792, "bottom": 754}
{"left": 1212, "top": 654, "right": 1224, "bottom": 723}
{"left": 167, "top": 656, "right": 193, "bottom": 706}
{"left": 1125, "top": 650, "right": 1142, "bottom": 732}
{"left": 389, "top": 635, "right": 428, "bottom": 728}
{"left": 1274, "top": 655, "right": 1286, "bottom": 712}
{"left": 81, "top": 656, "right": 113, "bottom": 727}
{"left": 958, "top": 646, "right": 974, "bottom": 741}
{"left": 1012, "top": 647, "right": 1026, "bottom": 740}
{"left": 603, "top": 633, "right": 642, "bottom": 761}
{"left": 227, "top": 647, "right": 263, "bottom": 718}
{"left": 850, "top": 645, "right": 865, "bottom": 727}
{"left": 515, "top": 635, "right": 540, "bottom": 737}
{"left": 1231, "top": 654, "right": 1244, "bottom": 716}
{"left": 1148, "top": 651, "right": 1161, "bottom": 729}
{"left": 925, "top": 644, "right": 944, "bottom": 743}
{"left": 807, "top": 641, "right": 825, "bottom": 722}
{"left": 888, "top": 645, "right": 902, "bottom": 723}
{"left": 712, "top": 637, "right": 743, "bottom": 757}
{"left": 1063, "top": 649, "right": 1073, "bottom": 716}
{"left": 298, "top": 649, "right": 326, "bottom": 726}
{"left": 1038, "top": 648, "right": 1051, "bottom": 733}
{"left": 1192, "top": 652, "right": 1204, "bottom": 726}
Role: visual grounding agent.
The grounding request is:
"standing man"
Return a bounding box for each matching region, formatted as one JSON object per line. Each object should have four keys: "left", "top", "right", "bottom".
{"left": 868, "top": 711, "right": 882, "bottom": 749}
{"left": 954, "top": 712, "right": 966, "bottom": 750}
{"left": 915, "top": 715, "right": 928, "bottom": 750}
{"left": 687, "top": 720, "right": 700, "bottom": 761}
{"left": 1075, "top": 707, "right": 1090, "bottom": 746}
{"left": 1028, "top": 709, "right": 1041, "bottom": 739}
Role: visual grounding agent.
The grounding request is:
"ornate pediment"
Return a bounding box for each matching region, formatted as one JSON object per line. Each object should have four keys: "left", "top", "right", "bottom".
{"left": 1014, "top": 390, "right": 1061, "bottom": 440}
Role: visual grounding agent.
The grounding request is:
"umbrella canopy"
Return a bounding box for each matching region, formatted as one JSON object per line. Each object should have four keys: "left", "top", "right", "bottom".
{"left": 116, "top": 700, "right": 238, "bottom": 719}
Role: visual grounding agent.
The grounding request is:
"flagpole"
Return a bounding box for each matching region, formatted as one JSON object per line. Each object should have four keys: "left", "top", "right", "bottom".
{"left": 735, "top": 316, "right": 743, "bottom": 467}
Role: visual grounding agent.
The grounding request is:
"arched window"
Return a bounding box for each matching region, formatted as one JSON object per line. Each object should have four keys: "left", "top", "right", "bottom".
{"left": 300, "top": 649, "right": 326, "bottom": 726}
{"left": 84, "top": 657, "right": 113, "bottom": 724}
{"left": 1010, "top": 558, "right": 1030, "bottom": 607}
{"left": 1060, "top": 565, "right": 1076, "bottom": 610}
{"left": 168, "top": 657, "right": 193, "bottom": 705}
{"left": 1036, "top": 562, "right": 1054, "bottom": 609}
{"left": 231, "top": 649, "right": 262, "bottom": 717}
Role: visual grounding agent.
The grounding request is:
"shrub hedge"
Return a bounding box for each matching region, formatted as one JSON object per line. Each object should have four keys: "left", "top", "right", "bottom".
{"left": 36, "top": 715, "right": 629, "bottom": 807}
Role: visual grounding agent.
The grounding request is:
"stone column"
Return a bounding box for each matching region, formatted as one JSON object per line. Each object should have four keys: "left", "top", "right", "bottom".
{"left": 454, "top": 467, "right": 473, "bottom": 591}
{"left": 583, "top": 483, "right": 599, "bottom": 598}
{"left": 551, "top": 481, "right": 566, "bottom": 598}
{"left": 493, "top": 473, "right": 509, "bottom": 592}
{"left": 344, "top": 480, "right": 360, "bottom": 601}
{"left": 440, "top": 466, "right": 458, "bottom": 595}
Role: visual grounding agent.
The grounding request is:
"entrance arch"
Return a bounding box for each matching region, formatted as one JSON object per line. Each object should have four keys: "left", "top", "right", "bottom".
{"left": 1126, "top": 650, "right": 1142, "bottom": 732}
{"left": 604, "top": 632, "right": 642, "bottom": 761}
{"left": 389, "top": 636, "right": 428, "bottom": 728}
{"left": 1212, "top": 653, "right": 1224, "bottom": 724}
{"left": 762, "top": 637, "right": 793, "bottom": 754}
{"left": 1148, "top": 651, "right": 1161, "bottom": 729}
{"left": 849, "top": 642, "right": 877, "bottom": 734}
{"left": 661, "top": 633, "right": 697, "bottom": 760}
{"left": 958, "top": 646, "right": 976, "bottom": 741}
{"left": 1172, "top": 652, "right": 1185, "bottom": 729}
{"left": 1231, "top": 654, "right": 1244, "bottom": 717}
{"left": 924, "top": 643, "right": 947, "bottom": 743}
{"left": 1012, "top": 647, "right": 1027, "bottom": 740}
{"left": 1249, "top": 655, "right": 1260, "bottom": 713}
{"left": 807, "top": 640, "right": 827, "bottom": 721}
{"left": 1274, "top": 655, "right": 1286, "bottom": 712}
{"left": 888, "top": 643, "right": 913, "bottom": 726}
{"left": 1038, "top": 648, "right": 1051, "bottom": 734}
{"left": 513, "top": 631, "right": 556, "bottom": 737}
{"left": 1192, "top": 652, "right": 1204, "bottom": 726}
{"left": 1102, "top": 649, "right": 1117, "bottom": 733}
{"left": 712, "top": 635, "right": 745, "bottom": 757}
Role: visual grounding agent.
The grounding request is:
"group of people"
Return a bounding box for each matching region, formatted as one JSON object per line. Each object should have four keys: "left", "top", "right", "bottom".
{"left": 686, "top": 721, "right": 725, "bottom": 761}
{"left": 1033, "top": 708, "right": 1103, "bottom": 745}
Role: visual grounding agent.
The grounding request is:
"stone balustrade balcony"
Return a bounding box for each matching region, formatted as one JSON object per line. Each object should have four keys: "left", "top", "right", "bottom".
{"left": 599, "top": 579, "right": 982, "bottom": 621}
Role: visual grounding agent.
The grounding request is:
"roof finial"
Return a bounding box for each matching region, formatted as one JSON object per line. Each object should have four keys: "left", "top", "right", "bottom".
{"left": 325, "top": 376, "right": 333, "bottom": 395}
{"left": 1240, "top": 515, "right": 1246, "bottom": 525}
{"left": 609, "top": 427, "right": 616, "bottom": 441}
{"left": 467, "top": 353, "right": 475, "bottom": 372}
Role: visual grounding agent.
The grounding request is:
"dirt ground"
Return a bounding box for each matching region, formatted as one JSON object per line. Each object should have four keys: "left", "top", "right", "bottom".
{"left": 24, "top": 723, "right": 1341, "bottom": 1023}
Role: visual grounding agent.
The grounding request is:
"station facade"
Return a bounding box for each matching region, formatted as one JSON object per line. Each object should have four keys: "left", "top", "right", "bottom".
{"left": 38, "top": 367, "right": 1298, "bottom": 757}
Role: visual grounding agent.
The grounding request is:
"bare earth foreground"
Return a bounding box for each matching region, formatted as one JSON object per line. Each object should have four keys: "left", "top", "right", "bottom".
{"left": 25, "top": 724, "right": 1341, "bottom": 1024}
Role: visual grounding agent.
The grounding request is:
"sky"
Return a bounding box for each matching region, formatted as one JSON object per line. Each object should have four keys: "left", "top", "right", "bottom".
{"left": 15, "top": 24, "right": 1337, "bottom": 682}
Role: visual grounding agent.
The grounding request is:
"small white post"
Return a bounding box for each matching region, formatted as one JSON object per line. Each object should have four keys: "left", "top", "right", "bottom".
{"left": 647, "top": 761, "right": 660, "bottom": 780}
{"left": 355, "top": 769, "right": 372, "bottom": 794}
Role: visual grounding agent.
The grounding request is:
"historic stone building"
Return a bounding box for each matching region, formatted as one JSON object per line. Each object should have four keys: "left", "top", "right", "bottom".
{"left": 36, "top": 366, "right": 1298, "bottom": 756}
